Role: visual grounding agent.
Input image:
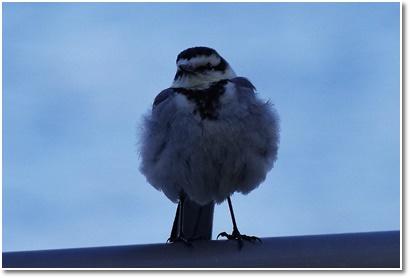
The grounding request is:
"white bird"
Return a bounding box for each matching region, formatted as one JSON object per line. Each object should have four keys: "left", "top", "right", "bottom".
{"left": 139, "top": 47, "right": 279, "bottom": 246}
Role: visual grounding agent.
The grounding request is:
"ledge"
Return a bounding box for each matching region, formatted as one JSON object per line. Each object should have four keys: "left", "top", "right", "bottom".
{"left": 3, "top": 230, "right": 400, "bottom": 268}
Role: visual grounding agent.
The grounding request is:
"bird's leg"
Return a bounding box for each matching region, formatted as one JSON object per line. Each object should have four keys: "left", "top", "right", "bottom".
{"left": 177, "top": 193, "right": 191, "bottom": 244}
{"left": 217, "top": 197, "right": 262, "bottom": 249}
{"left": 167, "top": 192, "right": 192, "bottom": 246}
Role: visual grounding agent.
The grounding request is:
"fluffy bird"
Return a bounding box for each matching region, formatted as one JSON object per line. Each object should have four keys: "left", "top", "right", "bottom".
{"left": 140, "top": 47, "right": 279, "bottom": 245}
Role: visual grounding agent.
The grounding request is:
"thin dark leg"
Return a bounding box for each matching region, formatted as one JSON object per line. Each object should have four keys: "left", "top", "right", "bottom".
{"left": 178, "top": 193, "right": 185, "bottom": 237}
{"left": 167, "top": 192, "right": 191, "bottom": 246}
{"left": 217, "top": 196, "right": 262, "bottom": 249}
{"left": 227, "top": 197, "right": 239, "bottom": 233}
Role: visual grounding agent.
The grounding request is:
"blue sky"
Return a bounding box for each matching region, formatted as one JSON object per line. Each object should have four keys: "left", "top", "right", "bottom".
{"left": 3, "top": 2, "right": 400, "bottom": 252}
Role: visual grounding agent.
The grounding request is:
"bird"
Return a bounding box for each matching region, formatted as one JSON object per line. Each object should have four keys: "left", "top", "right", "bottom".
{"left": 139, "top": 47, "right": 280, "bottom": 247}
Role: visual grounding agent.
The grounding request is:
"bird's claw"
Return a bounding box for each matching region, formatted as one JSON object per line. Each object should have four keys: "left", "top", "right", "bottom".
{"left": 217, "top": 230, "right": 262, "bottom": 249}
{"left": 216, "top": 232, "right": 229, "bottom": 240}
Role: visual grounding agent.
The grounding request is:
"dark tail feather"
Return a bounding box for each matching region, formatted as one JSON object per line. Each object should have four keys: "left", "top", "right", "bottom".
{"left": 169, "top": 197, "right": 214, "bottom": 240}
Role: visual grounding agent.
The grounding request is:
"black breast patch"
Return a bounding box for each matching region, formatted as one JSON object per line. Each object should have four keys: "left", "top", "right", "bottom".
{"left": 176, "top": 80, "right": 228, "bottom": 120}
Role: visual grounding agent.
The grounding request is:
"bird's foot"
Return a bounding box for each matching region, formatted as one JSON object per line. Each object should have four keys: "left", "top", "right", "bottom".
{"left": 166, "top": 234, "right": 193, "bottom": 247}
{"left": 217, "top": 229, "right": 262, "bottom": 249}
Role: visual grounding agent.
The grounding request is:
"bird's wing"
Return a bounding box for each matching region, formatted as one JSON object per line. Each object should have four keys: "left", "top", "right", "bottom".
{"left": 230, "top": 77, "right": 256, "bottom": 91}
{"left": 153, "top": 88, "right": 175, "bottom": 108}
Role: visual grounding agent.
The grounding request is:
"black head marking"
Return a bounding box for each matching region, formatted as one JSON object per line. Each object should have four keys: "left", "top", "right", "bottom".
{"left": 176, "top": 47, "right": 219, "bottom": 62}
{"left": 174, "top": 47, "right": 229, "bottom": 81}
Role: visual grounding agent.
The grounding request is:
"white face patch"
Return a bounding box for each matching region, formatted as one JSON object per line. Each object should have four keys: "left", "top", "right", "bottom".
{"left": 177, "top": 54, "right": 221, "bottom": 69}
{"left": 172, "top": 64, "right": 237, "bottom": 89}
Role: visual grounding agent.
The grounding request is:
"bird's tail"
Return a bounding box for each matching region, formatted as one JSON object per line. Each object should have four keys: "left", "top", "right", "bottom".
{"left": 170, "top": 197, "right": 214, "bottom": 240}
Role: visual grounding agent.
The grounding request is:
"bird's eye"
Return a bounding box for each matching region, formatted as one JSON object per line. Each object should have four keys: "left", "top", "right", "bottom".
{"left": 196, "top": 63, "right": 214, "bottom": 72}
{"left": 207, "top": 63, "right": 215, "bottom": 71}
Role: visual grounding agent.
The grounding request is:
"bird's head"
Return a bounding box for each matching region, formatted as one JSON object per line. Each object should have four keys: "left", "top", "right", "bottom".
{"left": 171, "top": 47, "right": 236, "bottom": 89}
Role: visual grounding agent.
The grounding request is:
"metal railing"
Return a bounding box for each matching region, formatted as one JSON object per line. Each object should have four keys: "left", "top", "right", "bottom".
{"left": 3, "top": 230, "right": 400, "bottom": 268}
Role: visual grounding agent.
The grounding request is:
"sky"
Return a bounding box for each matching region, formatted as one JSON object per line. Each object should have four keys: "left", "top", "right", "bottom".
{"left": 3, "top": 2, "right": 400, "bottom": 252}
